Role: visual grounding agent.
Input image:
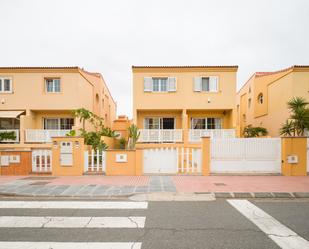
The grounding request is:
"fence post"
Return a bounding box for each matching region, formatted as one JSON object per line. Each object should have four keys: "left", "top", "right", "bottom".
{"left": 281, "top": 137, "right": 307, "bottom": 176}
{"left": 201, "top": 136, "right": 211, "bottom": 176}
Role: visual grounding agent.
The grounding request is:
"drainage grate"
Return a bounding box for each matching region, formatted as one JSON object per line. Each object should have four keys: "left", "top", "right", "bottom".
{"left": 30, "top": 181, "right": 50, "bottom": 186}
{"left": 214, "top": 183, "right": 226, "bottom": 186}
{"left": 21, "top": 177, "right": 57, "bottom": 180}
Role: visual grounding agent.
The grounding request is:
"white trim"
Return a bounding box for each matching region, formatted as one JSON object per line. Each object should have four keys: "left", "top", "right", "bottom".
{"left": 228, "top": 200, "right": 309, "bottom": 249}
{"left": 0, "top": 201, "right": 148, "bottom": 209}
{"left": 0, "top": 242, "right": 142, "bottom": 249}
{"left": 0, "top": 216, "right": 146, "bottom": 228}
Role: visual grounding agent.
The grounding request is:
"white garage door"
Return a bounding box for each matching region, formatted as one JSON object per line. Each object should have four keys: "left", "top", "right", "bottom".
{"left": 143, "top": 148, "right": 178, "bottom": 174}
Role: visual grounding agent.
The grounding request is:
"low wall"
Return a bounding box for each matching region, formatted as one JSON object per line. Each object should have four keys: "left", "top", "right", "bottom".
{"left": 0, "top": 150, "right": 32, "bottom": 175}
{"left": 105, "top": 149, "right": 143, "bottom": 176}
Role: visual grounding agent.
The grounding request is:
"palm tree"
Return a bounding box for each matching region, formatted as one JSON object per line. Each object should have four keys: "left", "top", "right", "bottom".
{"left": 280, "top": 97, "right": 309, "bottom": 136}
{"left": 73, "top": 108, "right": 92, "bottom": 130}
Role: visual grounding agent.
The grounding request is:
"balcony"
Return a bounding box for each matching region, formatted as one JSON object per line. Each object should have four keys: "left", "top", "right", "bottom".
{"left": 189, "top": 129, "right": 236, "bottom": 142}
{"left": 0, "top": 129, "right": 20, "bottom": 143}
{"left": 25, "top": 129, "right": 71, "bottom": 143}
{"left": 138, "top": 129, "right": 183, "bottom": 143}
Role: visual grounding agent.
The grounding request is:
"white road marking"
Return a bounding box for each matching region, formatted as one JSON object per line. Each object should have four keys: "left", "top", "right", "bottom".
{"left": 0, "top": 242, "right": 141, "bottom": 249}
{"left": 228, "top": 199, "right": 309, "bottom": 249}
{"left": 0, "top": 216, "right": 145, "bottom": 228}
{"left": 0, "top": 201, "right": 148, "bottom": 209}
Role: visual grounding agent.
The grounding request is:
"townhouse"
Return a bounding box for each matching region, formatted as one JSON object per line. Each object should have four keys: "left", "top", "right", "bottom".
{"left": 0, "top": 67, "right": 116, "bottom": 174}
{"left": 236, "top": 65, "right": 309, "bottom": 137}
{"left": 132, "top": 66, "right": 238, "bottom": 144}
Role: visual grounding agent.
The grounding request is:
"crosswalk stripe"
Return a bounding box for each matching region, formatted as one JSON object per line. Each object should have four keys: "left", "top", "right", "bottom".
{"left": 0, "top": 216, "right": 145, "bottom": 228}
{"left": 228, "top": 200, "right": 309, "bottom": 249}
{"left": 0, "top": 242, "right": 142, "bottom": 249}
{"left": 0, "top": 201, "right": 148, "bottom": 209}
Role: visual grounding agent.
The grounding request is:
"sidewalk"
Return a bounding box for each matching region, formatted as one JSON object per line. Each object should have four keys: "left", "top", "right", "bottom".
{"left": 0, "top": 175, "right": 309, "bottom": 198}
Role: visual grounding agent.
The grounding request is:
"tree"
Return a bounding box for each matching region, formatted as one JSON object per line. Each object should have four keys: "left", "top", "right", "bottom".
{"left": 280, "top": 97, "right": 309, "bottom": 136}
{"left": 73, "top": 108, "right": 92, "bottom": 130}
{"left": 127, "top": 124, "right": 140, "bottom": 149}
{"left": 243, "top": 125, "right": 268, "bottom": 138}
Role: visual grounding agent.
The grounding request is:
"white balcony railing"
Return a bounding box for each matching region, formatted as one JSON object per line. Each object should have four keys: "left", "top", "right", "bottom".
{"left": 25, "top": 129, "right": 71, "bottom": 143}
{"left": 139, "top": 129, "right": 183, "bottom": 143}
{"left": 189, "top": 129, "right": 236, "bottom": 142}
{"left": 0, "top": 129, "right": 20, "bottom": 143}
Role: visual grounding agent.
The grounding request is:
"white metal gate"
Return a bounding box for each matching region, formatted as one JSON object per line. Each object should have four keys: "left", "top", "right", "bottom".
{"left": 84, "top": 150, "right": 106, "bottom": 174}
{"left": 210, "top": 138, "right": 281, "bottom": 174}
{"left": 32, "top": 150, "right": 52, "bottom": 173}
{"left": 143, "top": 147, "right": 201, "bottom": 174}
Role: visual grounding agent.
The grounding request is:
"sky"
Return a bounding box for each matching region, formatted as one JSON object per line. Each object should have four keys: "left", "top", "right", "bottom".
{"left": 0, "top": 0, "right": 309, "bottom": 117}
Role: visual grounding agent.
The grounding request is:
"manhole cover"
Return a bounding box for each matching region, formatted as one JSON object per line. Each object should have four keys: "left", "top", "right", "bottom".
{"left": 21, "top": 177, "right": 57, "bottom": 180}
{"left": 214, "top": 183, "right": 226, "bottom": 186}
{"left": 30, "top": 181, "right": 50, "bottom": 185}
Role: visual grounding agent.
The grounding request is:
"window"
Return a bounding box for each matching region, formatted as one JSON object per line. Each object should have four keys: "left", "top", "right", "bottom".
{"left": 194, "top": 76, "right": 218, "bottom": 92}
{"left": 45, "top": 78, "right": 60, "bottom": 93}
{"left": 257, "top": 93, "right": 263, "bottom": 104}
{"left": 152, "top": 78, "right": 168, "bottom": 92}
{"left": 44, "top": 118, "right": 74, "bottom": 130}
{"left": 0, "top": 77, "right": 12, "bottom": 93}
{"left": 144, "top": 117, "right": 175, "bottom": 129}
{"left": 248, "top": 98, "right": 251, "bottom": 108}
{"left": 144, "top": 77, "right": 176, "bottom": 92}
{"left": 191, "top": 118, "right": 222, "bottom": 129}
{"left": 201, "top": 77, "right": 210, "bottom": 91}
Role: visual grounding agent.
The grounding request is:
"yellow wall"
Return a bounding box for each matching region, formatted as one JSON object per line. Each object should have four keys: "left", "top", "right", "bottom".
{"left": 236, "top": 66, "right": 309, "bottom": 137}
{"left": 105, "top": 150, "right": 143, "bottom": 176}
{"left": 52, "top": 137, "right": 85, "bottom": 176}
{"left": 133, "top": 66, "right": 237, "bottom": 127}
{"left": 281, "top": 137, "right": 307, "bottom": 176}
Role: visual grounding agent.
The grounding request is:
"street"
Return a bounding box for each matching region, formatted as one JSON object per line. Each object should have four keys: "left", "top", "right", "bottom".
{"left": 0, "top": 198, "right": 308, "bottom": 249}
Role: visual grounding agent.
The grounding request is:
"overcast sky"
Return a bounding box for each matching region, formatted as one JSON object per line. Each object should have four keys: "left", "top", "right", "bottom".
{"left": 1, "top": 0, "right": 309, "bottom": 117}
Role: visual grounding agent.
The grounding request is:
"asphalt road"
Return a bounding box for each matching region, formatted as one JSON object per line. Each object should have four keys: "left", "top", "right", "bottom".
{"left": 0, "top": 198, "right": 308, "bottom": 249}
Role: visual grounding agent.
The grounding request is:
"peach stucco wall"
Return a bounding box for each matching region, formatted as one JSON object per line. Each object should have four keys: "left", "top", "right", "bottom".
{"left": 236, "top": 67, "right": 309, "bottom": 137}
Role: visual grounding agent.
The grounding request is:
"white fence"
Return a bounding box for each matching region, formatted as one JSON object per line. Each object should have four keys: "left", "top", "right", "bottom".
{"left": 84, "top": 150, "right": 106, "bottom": 174}
{"left": 210, "top": 138, "right": 281, "bottom": 174}
{"left": 189, "top": 129, "right": 235, "bottom": 142}
{"left": 0, "top": 129, "right": 19, "bottom": 143}
{"left": 25, "top": 129, "right": 70, "bottom": 143}
{"left": 143, "top": 147, "right": 201, "bottom": 174}
{"left": 139, "top": 129, "right": 183, "bottom": 143}
{"left": 32, "top": 150, "right": 52, "bottom": 173}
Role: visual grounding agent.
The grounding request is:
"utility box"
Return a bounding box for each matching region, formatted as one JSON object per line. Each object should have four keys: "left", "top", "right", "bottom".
{"left": 287, "top": 155, "right": 298, "bottom": 164}
{"left": 60, "top": 141, "right": 73, "bottom": 166}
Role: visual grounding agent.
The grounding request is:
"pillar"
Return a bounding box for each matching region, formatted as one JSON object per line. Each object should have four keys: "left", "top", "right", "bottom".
{"left": 201, "top": 136, "right": 211, "bottom": 176}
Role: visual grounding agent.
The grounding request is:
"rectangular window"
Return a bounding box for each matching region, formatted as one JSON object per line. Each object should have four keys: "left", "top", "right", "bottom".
{"left": 144, "top": 117, "right": 175, "bottom": 129}
{"left": 44, "top": 118, "right": 74, "bottom": 130}
{"left": 152, "top": 78, "right": 168, "bottom": 92}
{"left": 191, "top": 118, "right": 222, "bottom": 129}
{"left": 0, "top": 77, "right": 12, "bottom": 93}
{"left": 45, "top": 78, "right": 61, "bottom": 93}
{"left": 201, "top": 77, "right": 210, "bottom": 91}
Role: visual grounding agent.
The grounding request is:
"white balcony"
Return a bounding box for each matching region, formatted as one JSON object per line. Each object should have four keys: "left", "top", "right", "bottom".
{"left": 0, "top": 129, "right": 20, "bottom": 143}
{"left": 139, "top": 129, "right": 183, "bottom": 143}
{"left": 25, "top": 129, "right": 71, "bottom": 143}
{"left": 189, "top": 129, "right": 236, "bottom": 142}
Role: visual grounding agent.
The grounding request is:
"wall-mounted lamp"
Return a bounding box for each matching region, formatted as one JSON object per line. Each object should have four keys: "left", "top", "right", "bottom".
{"left": 207, "top": 98, "right": 211, "bottom": 103}
{"left": 1, "top": 99, "right": 5, "bottom": 104}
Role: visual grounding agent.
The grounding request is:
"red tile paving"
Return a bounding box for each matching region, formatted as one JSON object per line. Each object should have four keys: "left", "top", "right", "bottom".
{"left": 172, "top": 176, "right": 309, "bottom": 193}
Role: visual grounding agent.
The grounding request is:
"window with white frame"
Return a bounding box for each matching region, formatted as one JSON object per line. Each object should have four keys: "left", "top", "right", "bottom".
{"left": 0, "top": 77, "right": 12, "bottom": 93}
{"left": 194, "top": 76, "right": 218, "bottom": 92}
{"left": 144, "top": 77, "right": 176, "bottom": 92}
{"left": 144, "top": 117, "right": 175, "bottom": 129}
{"left": 45, "top": 78, "right": 61, "bottom": 93}
{"left": 44, "top": 118, "right": 74, "bottom": 130}
{"left": 191, "top": 117, "right": 222, "bottom": 129}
